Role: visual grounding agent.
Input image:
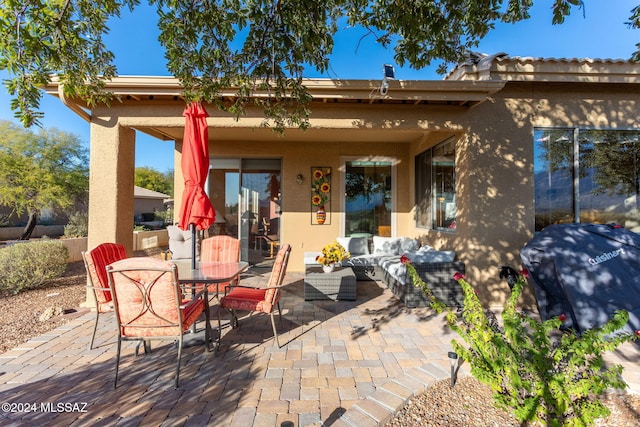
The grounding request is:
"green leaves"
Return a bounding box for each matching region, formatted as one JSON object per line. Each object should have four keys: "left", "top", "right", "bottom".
{"left": 135, "top": 166, "right": 173, "bottom": 197}
{"left": 410, "top": 266, "right": 639, "bottom": 425}
{"left": 0, "top": 120, "right": 89, "bottom": 217}
{"left": 0, "top": 0, "right": 139, "bottom": 126}
{"left": 1, "top": 1, "right": 638, "bottom": 129}
{"left": 0, "top": 240, "right": 68, "bottom": 295}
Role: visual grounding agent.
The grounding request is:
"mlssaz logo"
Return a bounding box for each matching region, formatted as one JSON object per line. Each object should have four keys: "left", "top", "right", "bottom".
{"left": 588, "top": 248, "right": 624, "bottom": 266}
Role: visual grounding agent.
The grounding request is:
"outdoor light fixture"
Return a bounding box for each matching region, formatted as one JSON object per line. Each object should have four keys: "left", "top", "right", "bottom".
{"left": 380, "top": 64, "right": 395, "bottom": 96}
{"left": 296, "top": 174, "right": 304, "bottom": 185}
{"left": 448, "top": 351, "right": 459, "bottom": 387}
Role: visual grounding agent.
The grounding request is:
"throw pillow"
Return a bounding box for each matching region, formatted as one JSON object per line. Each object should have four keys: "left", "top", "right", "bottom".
{"left": 373, "top": 236, "right": 400, "bottom": 255}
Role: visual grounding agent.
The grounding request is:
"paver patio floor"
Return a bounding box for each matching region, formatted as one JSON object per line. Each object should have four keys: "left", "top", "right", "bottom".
{"left": 0, "top": 270, "right": 638, "bottom": 426}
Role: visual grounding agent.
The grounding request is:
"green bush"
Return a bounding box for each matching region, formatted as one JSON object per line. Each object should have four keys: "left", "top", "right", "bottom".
{"left": 0, "top": 240, "right": 68, "bottom": 295}
{"left": 63, "top": 211, "right": 88, "bottom": 238}
{"left": 405, "top": 259, "right": 639, "bottom": 427}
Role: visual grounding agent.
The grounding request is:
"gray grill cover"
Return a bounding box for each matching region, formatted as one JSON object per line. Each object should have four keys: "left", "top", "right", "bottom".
{"left": 521, "top": 223, "right": 640, "bottom": 335}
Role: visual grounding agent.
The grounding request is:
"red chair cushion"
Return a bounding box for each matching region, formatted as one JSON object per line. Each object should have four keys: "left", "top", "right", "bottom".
{"left": 85, "top": 243, "right": 127, "bottom": 304}
{"left": 221, "top": 287, "right": 280, "bottom": 314}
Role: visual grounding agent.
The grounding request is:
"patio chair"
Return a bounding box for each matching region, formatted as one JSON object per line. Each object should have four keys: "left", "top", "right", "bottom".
{"left": 254, "top": 217, "right": 279, "bottom": 258}
{"left": 106, "top": 257, "right": 212, "bottom": 388}
{"left": 218, "top": 244, "right": 291, "bottom": 348}
{"left": 82, "top": 242, "right": 128, "bottom": 349}
{"left": 200, "top": 235, "right": 241, "bottom": 295}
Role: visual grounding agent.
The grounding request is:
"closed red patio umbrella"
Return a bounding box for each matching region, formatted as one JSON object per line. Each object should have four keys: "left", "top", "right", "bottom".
{"left": 178, "top": 102, "right": 215, "bottom": 268}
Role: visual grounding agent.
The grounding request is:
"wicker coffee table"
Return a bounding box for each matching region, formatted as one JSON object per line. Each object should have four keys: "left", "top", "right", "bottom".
{"left": 304, "top": 266, "right": 357, "bottom": 301}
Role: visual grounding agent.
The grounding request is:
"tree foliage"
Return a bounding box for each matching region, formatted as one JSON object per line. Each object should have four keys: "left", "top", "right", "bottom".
{"left": 536, "top": 129, "right": 640, "bottom": 209}
{"left": 135, "top": 166, "right": 173, "bottom": 197}
{"left": 1, "top": 1, "right": 639, "bottom": 129}
{"left": 0, "top": 120, "right": 89, "bottom": 219}
{"left": 580, "top": 130, "right": 640, "bottom": 207}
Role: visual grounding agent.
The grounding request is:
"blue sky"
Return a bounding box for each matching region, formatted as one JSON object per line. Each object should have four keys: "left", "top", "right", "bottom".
{"left": 1, "top": 1, "right": 638, "bottom": 172}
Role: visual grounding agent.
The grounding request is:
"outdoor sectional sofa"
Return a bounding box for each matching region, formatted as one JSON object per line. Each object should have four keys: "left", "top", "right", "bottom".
{"left": 338, "top": 236, "right": 465, "bottom": 308}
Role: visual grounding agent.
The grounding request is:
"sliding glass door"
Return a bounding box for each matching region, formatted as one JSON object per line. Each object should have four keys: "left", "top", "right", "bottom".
{"left": 208, "top": 158, "right": 281, "bottom": 264}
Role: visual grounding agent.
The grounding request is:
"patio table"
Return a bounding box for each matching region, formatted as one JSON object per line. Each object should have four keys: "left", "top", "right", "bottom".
{"left": 173, "top": 260, "right": 249, "bottom": 343}
{"left": 304, "top": 266, "right": 357, "bottom": 301}
{"left": 174, "top": 260, "right": 249, "bottom": 292}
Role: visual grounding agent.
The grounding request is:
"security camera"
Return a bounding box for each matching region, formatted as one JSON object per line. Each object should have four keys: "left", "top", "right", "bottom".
{"left": 380, "top": 80, "right": 389, "bottom": 95}
{"left": 379, "top": 64, "right": 395, "bottom": 96}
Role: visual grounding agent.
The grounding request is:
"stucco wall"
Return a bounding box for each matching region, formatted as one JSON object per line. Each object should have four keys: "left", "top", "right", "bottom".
{"left": 0, "top": 225, "right": 65, "bottom": 240}
{"left": 405, "top": 81, "right": 640, "bottom": 307}
{"left": 62, "top": 229, "right": 169, "bottom": 262}
{"left": 86, "top": 80, "right": 640, "bottom": 309}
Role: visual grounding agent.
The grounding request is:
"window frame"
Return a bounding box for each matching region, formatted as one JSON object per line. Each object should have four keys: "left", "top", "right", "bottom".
{"left": 414, "top": 136, "right": 457, "bottom": 232}
{"left": 339, "top": 156, "right": 397, "bottom": 238}
{"left": 534, "top": 127, "right": 640, "bottom": 232}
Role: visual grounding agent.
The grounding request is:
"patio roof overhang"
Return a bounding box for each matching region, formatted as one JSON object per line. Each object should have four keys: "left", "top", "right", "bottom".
{"left": 44, "top": 76, "right": 506, "bottom": 142}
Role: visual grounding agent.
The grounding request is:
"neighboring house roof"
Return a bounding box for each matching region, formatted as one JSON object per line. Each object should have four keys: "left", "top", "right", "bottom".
{"left": 445, "top": 53, "right": 640, "bottom": 83}
{"left": 134, "top": 186, "right": 170, "bottom": 201}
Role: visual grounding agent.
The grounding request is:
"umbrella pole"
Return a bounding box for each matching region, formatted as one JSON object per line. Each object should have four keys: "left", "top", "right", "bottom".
{"left": 190, "top": 223, "right": 197, "bottom": 270}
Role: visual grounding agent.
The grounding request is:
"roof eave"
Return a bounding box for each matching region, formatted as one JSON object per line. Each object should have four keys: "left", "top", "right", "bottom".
{"left": 43, "top": 76, "right": 506, "bottom": 110}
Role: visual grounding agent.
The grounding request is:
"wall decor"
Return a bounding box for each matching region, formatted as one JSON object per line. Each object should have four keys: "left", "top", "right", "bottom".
{"left": 311, "top": 166, "right": 331, "bottom": 225}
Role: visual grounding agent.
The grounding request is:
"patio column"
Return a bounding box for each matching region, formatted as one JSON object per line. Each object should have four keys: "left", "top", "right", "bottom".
{"left": 83, "top": 122, "right": 135, "bottom": 307}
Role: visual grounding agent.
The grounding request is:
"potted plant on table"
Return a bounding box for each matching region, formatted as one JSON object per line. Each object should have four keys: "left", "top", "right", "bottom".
{"left": 316, "top": 240, "right": 350, "bottom": 273}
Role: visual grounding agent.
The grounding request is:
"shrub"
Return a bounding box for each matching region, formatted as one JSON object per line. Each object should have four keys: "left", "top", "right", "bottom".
{"left": 63, "top": 211, "right": 88, "bottom": 238}
{"left": 0, "top": 240, "right": 68, "bottom": 295}
{"left": 404, "top": 258, "right": 639, "bottom": 426}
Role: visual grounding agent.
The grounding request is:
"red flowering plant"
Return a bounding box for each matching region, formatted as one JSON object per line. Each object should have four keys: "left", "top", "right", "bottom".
{"left": 403, "top": 259, "right": 639, "bottom": 426}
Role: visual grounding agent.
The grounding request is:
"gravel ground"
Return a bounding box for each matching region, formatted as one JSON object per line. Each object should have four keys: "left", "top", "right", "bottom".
{"left": 1, "top": 253, "right": 639, "bottom": 426}
{"left": 384, "top": 376, "right": 640, "bottom": 427}
{"left": 0, "top": 260, "right": 87, "bottom": 354}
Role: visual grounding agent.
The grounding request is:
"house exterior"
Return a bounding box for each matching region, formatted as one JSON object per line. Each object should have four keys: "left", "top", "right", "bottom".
{"left": 44, "top": 55, "right": 640, "bottom": 308}
{"left": 133, "top": 185, "right": 171, "bottom": 221}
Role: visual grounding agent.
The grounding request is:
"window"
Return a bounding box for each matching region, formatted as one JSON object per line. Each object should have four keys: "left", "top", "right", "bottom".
{"left": 534, "top": 128, "right": 640, "bottom": 232}
{"left": 344, "top": 161, "right": 392, "bottom": 236}
{"left": 415, "top": 137, "right": 457, "bottom": 231}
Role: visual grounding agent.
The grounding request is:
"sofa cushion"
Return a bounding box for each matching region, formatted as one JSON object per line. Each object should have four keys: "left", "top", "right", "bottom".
{"left": 344, "top": 254, "right": 381, "bottom": 267}
{"left": 373, "top": 236, "right": 399, "bottom": 254}
{"left": 304, "top": 251, "right": 322, "bottom": 265}
{"left": 377, "top": 255, "right": 402, "bottom": 271}
{"left": 373, "top": 236, "right": 419, "bottom": 255}
{"left": 405, "top": 250, "right": 456, "bottom": 263}
{"left": 168, "top": 225, "right": 199, "bottom": 260}
{"left": 337, "top": 236, "right": 370, "bottom": 256}
{"left": 398, "top": 237, "right": 419, "bottom": 253}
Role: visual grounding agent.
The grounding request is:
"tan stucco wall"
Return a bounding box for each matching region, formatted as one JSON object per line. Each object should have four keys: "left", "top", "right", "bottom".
{"left": 404, "top": 81, "right": 640, "bottom": 307}
{"left": 87, "top": 120, "right": 136, "bottom": 255}
{"left": 84, "top": 80, "right": 640, "bottom": 309}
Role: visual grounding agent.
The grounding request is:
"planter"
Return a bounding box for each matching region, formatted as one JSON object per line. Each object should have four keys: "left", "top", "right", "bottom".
{"left": 322, "top": 264, "right": 335, "bottom": 273}
{"left": 316, "top": 207, "right": 326, "bottom": 224}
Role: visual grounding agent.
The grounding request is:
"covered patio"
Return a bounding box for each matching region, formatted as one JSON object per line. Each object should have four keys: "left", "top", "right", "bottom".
{"left": 42, "top": 55, "right": 640, "bottom": 310}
